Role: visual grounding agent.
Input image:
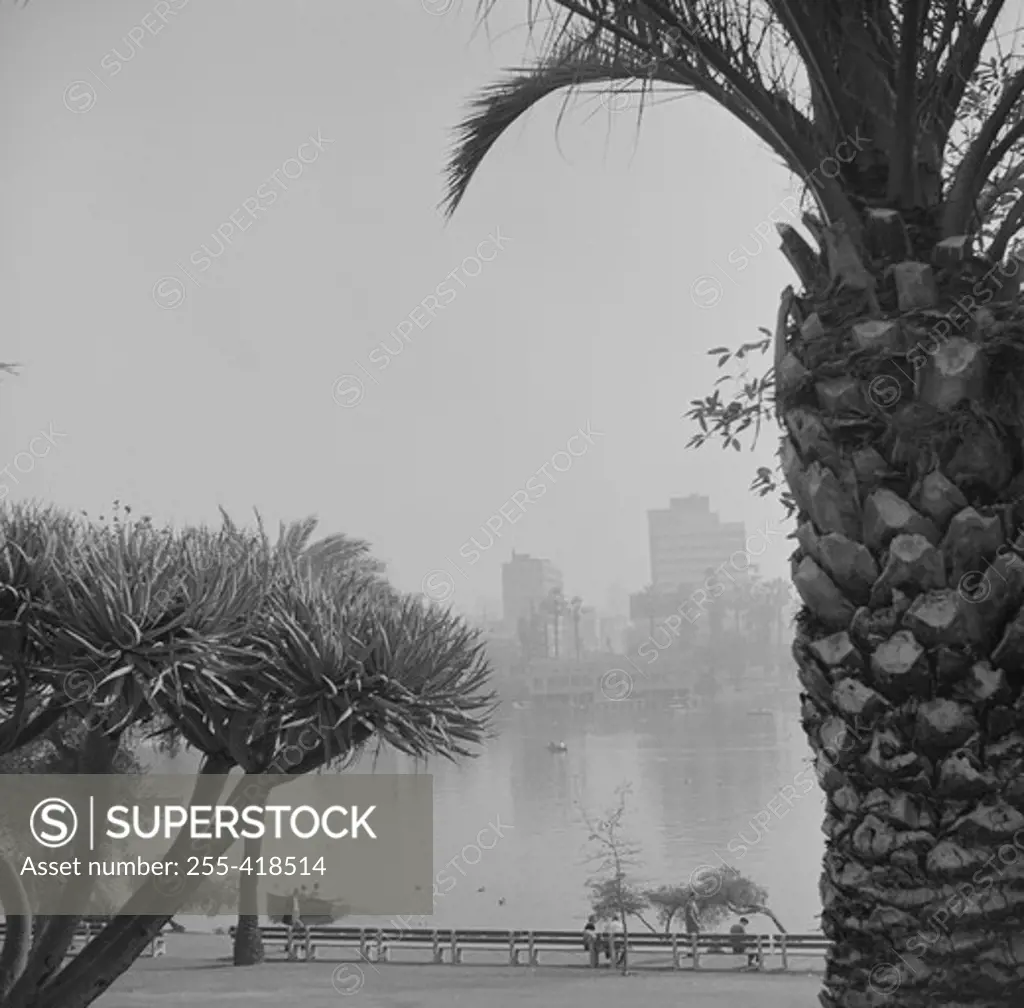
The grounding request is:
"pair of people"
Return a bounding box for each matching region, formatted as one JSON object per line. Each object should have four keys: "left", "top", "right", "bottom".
{"left": 581, "top": 915, "right": 625, "bottom": 966}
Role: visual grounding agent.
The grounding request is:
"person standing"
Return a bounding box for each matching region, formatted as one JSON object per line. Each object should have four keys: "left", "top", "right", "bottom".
{"left": 605, "top": 916, "right": 625, "bottom": 968}
{"left": 582, "top": 915, "right": 597, "bottom": 952}
{"left": 285, "top": 888, "right": 303, "bottom": 961}
{"left": 283, "top": 888, "right": 299, "bottom": 928}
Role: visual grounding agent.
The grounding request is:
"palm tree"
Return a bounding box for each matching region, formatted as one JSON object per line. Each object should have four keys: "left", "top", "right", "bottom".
{"left": 542, "top": 586, "right": 567, "bottom": 658}
{"left": 569, "top": 595, "right": 584, "bottom": 660}
{"left": 443, "top": 4, "right": 1024, "bottom": 1002}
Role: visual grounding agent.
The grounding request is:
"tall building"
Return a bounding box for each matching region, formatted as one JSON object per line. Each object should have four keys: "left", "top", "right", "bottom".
{"left": 501, "top": 551, "right": 563, "bottom": 633}
{"left": 647, "top": 495, "right": 749, "bottom": 592}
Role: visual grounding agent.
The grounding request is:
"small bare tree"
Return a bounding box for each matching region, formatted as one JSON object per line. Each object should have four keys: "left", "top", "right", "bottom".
{"left": 579, "top": 782, "right": 656, "bottom": 975}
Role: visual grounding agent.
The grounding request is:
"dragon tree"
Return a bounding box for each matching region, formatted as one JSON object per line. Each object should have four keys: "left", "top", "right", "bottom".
{"left": 444, "top": 2, "right": 1024, "bottom": 1004}
{"left": 0, "top": 504, "right": 494, "bottom": 1007}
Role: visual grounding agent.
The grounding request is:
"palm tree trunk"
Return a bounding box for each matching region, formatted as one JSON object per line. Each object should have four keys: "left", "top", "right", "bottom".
{"left": 784, "top": 213, "right": 1024, "bottom": 1005}
{"left": 0, "top": 855, "right": 31, "bottom": 1001}
{"left": 24, "top": 755, "right": 234, "bottom": 1008}
{"left": 233, "top": 836, "right": 264, "bottom": 965}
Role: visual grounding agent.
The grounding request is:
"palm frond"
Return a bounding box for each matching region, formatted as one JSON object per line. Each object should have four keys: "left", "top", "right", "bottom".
{"left": 453, "top": 1, "right": 1024, "bottom": 251}
{"left": 446, "top": 4, "right": 860, "bottom": 229}
{"left": 442, "top": 38, "right": 652, "bottom": 217}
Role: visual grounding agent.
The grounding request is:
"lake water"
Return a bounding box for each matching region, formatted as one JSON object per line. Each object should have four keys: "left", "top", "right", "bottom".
{"left": 151, "top": 678, "right": 826, "bottom": 935}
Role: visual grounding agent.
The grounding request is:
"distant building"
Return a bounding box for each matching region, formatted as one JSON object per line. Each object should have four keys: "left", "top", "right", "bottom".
{"left": 647, "top": 495, "right": 749, "bottom": 593}
{"left": 501, "top": 551, "right": 563, "bottom": 634}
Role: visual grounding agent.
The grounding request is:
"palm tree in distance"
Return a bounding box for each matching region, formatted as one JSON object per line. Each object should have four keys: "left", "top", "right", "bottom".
{"left": 542, "top": 586, "right": 567, "bottom": 658}
{"left": 569, "top": 595, "right": 584, "bottom": 660}
{"left": 444, "top": 3, "right": 1024, "bottom": 1003}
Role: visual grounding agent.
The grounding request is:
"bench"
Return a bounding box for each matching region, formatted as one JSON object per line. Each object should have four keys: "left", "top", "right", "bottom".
{"left": 522, "top": 930, "right": 688, "bottom": 967}
{"left": 690, "top": 933, "right": 829, "bottom": 970}
{"left": 294, "top": 927, "right": 516, "bottom": 965}
{"left": 307, "top": 927, "right": 443, "bottom": 964}
{"left": 611, "top": 932, "right": 684, "bottom": 968}
{"left": 446, "top": 929, "right": 519, "bottom": 965}
{"left": 229, "top": 925, "right": 831, "bottom": 972}
{"left": 512, "top": 929, "right": 590, "bottom": 966}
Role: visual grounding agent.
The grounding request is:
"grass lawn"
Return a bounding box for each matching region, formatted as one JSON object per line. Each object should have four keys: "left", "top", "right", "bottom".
{"left": 99, "top": 936, "right": 825, "bottom": 1007}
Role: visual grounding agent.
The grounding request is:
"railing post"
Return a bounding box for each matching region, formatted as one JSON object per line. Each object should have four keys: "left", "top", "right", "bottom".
{"left": 528, "top": 931, "right": 537, "bottom": 967}
{"left": 692, "top": 934, "right": 700, "bottom": 969}
{"left": 781, "top": 933, "right": 788, "bottom": 971}
{"left": 756, "top": 935, "right": 764, "bottom": 971}
{"left": 508, "top": 931, "right": 516, "bottom": 966}
{"left": 671, "top": 933, "right": 679, "bottom": 970}
{"left": 449, "top": 930, "right": 458, "bottom": 965}
{"left": 433, "top": 930, "right": 442, "bottom": 965}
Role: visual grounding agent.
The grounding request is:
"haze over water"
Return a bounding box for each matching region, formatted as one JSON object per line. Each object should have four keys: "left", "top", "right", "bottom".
{"left": 152, "top": 678, "right": 825, "bottom": 935}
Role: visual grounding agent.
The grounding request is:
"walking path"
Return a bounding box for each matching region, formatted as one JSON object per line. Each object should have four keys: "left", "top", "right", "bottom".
{"left": 104, "top": 959, "right": 824, "bottom": 1007}
{"left": 100, "top": 935, "right": 825, "bottom": 1007}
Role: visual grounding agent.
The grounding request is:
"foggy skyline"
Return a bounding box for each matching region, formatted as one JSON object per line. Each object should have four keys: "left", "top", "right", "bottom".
{"left": 2, "top": 0, "right": 800, "bottom": 615}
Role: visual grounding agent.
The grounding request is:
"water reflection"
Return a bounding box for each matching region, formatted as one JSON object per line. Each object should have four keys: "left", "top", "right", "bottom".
{"left": 148, "top": 687, "right": 824, "bottom": 934}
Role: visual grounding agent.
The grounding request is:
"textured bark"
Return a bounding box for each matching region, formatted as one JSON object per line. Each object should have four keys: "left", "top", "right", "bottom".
{"left": 233, "top": 835, "right": 265, "bottom": 965}
{"left": 781, "top": 214, "right": 1024, "bottom": 1006}
{"left": 232, "top": 915, "right": 264, "bottom": 967}
{"left": 0, "top": 855, "right": 31, "bottom": 1001}
{"left": 21, "top": 755, "right": 236, "bottom": 1008}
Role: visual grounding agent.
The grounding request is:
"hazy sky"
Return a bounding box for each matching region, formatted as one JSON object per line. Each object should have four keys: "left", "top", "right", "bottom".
{"left": 2, "top": 0, "right": 803, "bottom": 615}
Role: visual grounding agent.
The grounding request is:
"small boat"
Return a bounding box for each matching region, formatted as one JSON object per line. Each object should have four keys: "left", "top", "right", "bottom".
{"left": 266, "top": 892, "right": 348, "bottom": 926}
{"left": 547, "top": 740, "right": 568, "bottom": 753}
